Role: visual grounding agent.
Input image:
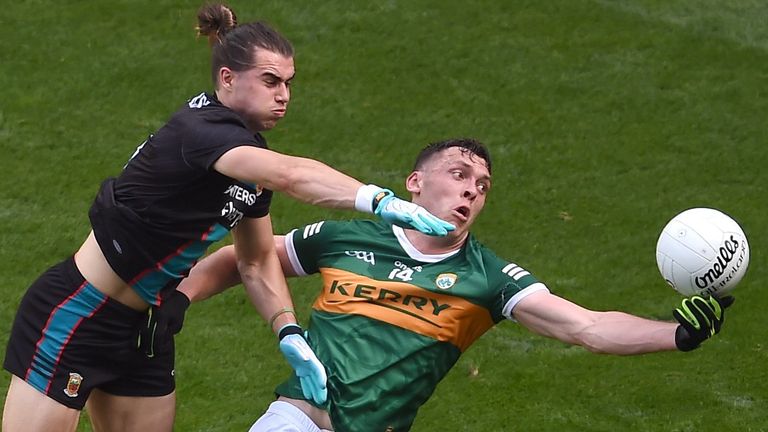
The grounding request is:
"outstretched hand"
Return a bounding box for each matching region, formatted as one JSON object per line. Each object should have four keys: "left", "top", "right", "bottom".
{"left": 374, "top": 190, "right": 455, "bottom": 236}
{"left": 673, "top": 295, "right": 734, "bottom": 352}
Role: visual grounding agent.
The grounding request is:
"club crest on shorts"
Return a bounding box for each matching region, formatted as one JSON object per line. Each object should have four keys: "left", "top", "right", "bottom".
{"left": 435, "top": 273, "right": 457, "bottom": 290}
{"left": 64, "top": 372, "right": 83, "bottom": 398}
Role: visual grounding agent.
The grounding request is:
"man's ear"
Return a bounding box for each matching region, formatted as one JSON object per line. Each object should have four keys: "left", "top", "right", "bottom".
{"left": 405, "top": 171, "right": 422, "bottom": 194}
{"left": 218, "top": 67, "right": 235, "bottom": 92}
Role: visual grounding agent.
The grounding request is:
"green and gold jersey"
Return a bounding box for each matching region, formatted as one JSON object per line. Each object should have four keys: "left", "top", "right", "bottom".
{"left": 275, "top": 220, "right": 548, "bottom": 432}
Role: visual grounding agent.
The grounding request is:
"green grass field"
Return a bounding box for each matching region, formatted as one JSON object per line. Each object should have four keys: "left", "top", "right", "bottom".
{"left": 1, "top": 0, "right": 766, "bottom": 430}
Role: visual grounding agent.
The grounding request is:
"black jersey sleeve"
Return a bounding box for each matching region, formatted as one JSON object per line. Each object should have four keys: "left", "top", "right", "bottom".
{"left": 179, "top": 104, "right": 267, "bottom": 171}
{"left": 244, "top": 187, "right": 273, "bottom": 219}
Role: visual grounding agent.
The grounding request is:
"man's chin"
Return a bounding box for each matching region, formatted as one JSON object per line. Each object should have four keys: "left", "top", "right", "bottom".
{"left": 447, "top": 214, "right": 469, "bottom": 227}
{"left": 250, "top": 119, "right": 278, "bottom": 132}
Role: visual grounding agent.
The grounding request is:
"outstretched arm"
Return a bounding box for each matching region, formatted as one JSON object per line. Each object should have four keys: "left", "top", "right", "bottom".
{"left": 178, "top": 236, "right": 295, "bottom": 303}
{"left": 513, "top": 290, "right": 730, "bottom": 355}
{"left": 213, "top": 146, "right": 454, "bottom": 236}
{"left": 513, "top": 291, "right": 677, "bottom": 355}
{"left": 178, "top": 245, "right": 240, "bottom": 302}
{"left": 215, "top": 147, "right": 362, "bottom": 209}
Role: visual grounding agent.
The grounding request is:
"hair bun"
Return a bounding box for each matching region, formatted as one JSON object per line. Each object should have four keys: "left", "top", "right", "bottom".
{"left": 196, "top": 3, "right": 238, "bottom": 45}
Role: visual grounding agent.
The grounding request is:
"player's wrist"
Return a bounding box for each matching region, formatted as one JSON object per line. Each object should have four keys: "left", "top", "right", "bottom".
{"left": 355, "top": 184, "right": 392, "bottom": 214}
{"left": 277, "top": 323, "right": 304, "bottom": 341}
{"left": 168, "top": 289, "right": 191, "bottom": 309}
{"left": 269, "top": 307, "right": 297, "bottom": 333}
{"left": 674, "top": 325, "right": 701, "bottom": 352}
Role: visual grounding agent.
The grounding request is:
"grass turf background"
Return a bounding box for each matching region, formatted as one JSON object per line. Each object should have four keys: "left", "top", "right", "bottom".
{"left": 0, "top": 0, "right": 766, "bottom": 430}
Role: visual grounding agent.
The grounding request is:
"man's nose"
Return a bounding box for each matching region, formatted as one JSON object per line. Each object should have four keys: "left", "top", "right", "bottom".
{"left": 463, "top": 187, "right": 476, "bottom": 200}
{"left": 276, "top": 83, "right": 290, "bottom": 103}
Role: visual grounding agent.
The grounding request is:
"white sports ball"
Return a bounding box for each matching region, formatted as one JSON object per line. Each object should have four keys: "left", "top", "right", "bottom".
{"left": 656, "top": 208, "right": 749, "bottom": 297}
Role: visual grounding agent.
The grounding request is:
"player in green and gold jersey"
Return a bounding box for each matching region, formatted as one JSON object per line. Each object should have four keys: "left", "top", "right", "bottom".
{"left": 172, "top": 138, "right": 732, "bottom": 432}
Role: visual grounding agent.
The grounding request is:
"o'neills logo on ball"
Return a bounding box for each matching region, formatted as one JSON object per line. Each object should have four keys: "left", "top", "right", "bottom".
{"left": 695, "top": 235, "right": 744, "bottom": 289}
{"left": 64, "top": 372, "right": 83, "bottom": 398}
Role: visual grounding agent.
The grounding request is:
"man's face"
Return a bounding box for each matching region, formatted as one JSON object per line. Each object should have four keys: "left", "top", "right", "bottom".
{"left": 406, "top": 147, "right": 491, "bottom": 238}
{"left": 220, "top": 49, "right": 295, "bottom": 131}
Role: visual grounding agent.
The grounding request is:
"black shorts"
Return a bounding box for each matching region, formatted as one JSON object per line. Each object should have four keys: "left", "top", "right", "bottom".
{"left": 3, "top": 257, "right": 175, "bottom": 410}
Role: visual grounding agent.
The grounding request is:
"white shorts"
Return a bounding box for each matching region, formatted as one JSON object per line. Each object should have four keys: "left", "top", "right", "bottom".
{"left": 249, "top": 401, "right": 332, "bottom": 432}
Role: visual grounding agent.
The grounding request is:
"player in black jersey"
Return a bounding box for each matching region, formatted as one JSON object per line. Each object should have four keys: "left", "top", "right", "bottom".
{"left": 175, "top": 138, "right": 734, "bottom": 431}
{"left": 1, "top": 4, "right": 453, "bottom": 432}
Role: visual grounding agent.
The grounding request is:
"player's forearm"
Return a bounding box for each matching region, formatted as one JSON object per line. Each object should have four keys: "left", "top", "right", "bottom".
{"left": 577, "top": 311, "right": 678, "bottom": 355}
{"left": 178, "top": 246, "right": 242, "bottom": 302}
{"left": 275, "top": 156, "right": 364, "bottom": 209}
{"left": 238, "top": 252, "right": 297, "bottom": 334}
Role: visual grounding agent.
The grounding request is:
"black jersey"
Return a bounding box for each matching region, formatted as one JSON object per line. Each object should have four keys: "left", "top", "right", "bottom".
{"left": 89, "top": 92, "right": 273, "bottom": 305}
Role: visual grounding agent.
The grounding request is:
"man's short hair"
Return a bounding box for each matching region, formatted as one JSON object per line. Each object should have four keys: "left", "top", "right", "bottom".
{"left": 413, "top": 138, "right": 492, "bottom": 174}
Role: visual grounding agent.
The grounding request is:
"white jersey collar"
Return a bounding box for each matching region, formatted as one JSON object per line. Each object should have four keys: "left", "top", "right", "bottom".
{"left": 391, "top": 225, "right": 461, "bottom": 263}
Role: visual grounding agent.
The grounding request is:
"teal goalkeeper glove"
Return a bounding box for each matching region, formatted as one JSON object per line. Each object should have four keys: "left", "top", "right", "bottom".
{"left": 673, "top": 295, "right": 734, "bottom": 352}
{"left": 355, "top": 185, "right": 455, "bottom": 236}
{"left": 278, "top": 324, "right": 328, "bottom": 404}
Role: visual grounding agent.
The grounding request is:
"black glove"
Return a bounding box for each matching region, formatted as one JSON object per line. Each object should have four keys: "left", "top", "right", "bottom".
{"left": 674, "top": 295, "right": 734, "bottom": 352}
{"left": 137, "top": 290, "right": 191, "bottom": 358}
